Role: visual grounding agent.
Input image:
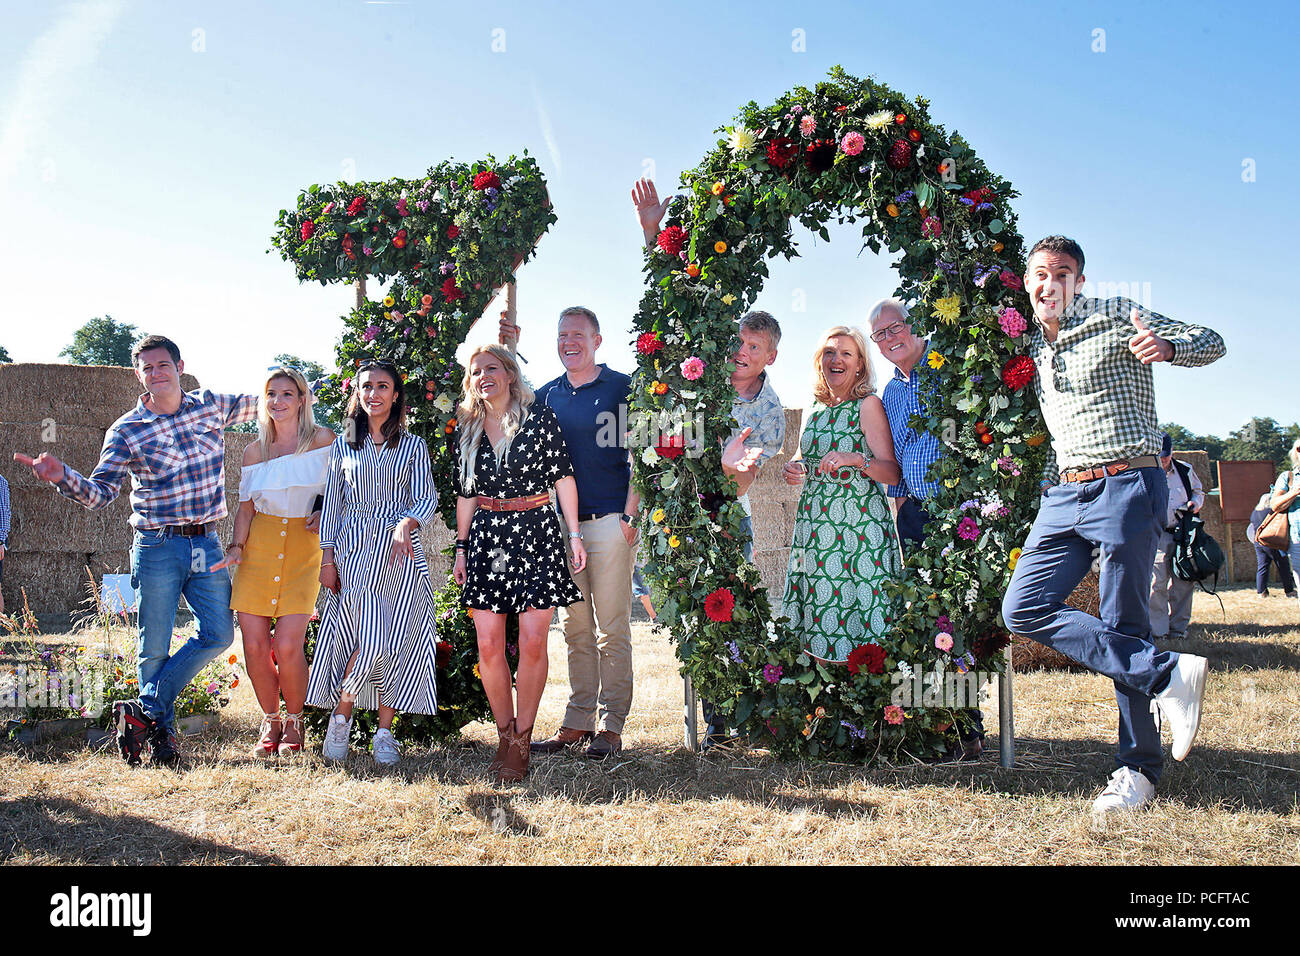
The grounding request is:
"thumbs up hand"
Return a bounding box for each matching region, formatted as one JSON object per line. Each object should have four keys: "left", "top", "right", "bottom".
{"left": 1127, "top": 307, "right": 1173, "bottom": 364}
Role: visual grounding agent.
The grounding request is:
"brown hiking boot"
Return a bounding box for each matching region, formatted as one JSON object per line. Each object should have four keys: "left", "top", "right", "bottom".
{"left": 584, "top": 730, "right": 622, "bottom": 759}
{"left": 530, "top": 726, "right": 593, "bottom": 754}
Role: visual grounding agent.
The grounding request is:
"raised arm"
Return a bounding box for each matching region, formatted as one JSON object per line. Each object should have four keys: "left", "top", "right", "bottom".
{"left": 1126, "top": 304, "right": 1225, "bottom": 368}
{"left": 16, "top": 426, "right": 131, "bottom": 511}
{"left": 632, "top": 178, "right": 673, "bottom": 249}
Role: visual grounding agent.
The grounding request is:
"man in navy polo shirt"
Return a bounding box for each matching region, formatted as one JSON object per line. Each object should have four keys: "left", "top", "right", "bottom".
{"left": 503, "top": 306, "right": 639, "bottom": 758}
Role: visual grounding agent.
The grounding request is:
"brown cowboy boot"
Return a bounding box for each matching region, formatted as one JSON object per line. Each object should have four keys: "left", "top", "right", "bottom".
{"left": 497, "top": 720, "right": 532, "bottom": 785}
{"left": 488, "top": 721, "right": 512, "bottom": 775}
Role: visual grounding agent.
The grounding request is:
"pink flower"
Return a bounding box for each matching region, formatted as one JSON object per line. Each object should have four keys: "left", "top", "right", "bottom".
{"left": 1000, "top": 269, "right": 1023, "bottom": 290}
{"left": 322, "top": 202, "right": 335, "bottom": 215}
{"left": 957, "top": 516, "right": 980, "bottom": 541}
{"left": 884, "top": 704, "right": 904, "bottom": 725}
{"left": 362, "top": 325, "right": 380, "bottom": 342}
{"left": 799, "top": 115, "right": 816, "bottom": 138}
{"left": 763, "top": 664, "right": 783, "bottom": 684}
{"left": 935, "top": 632, "right": 954, "bottom": 652}
{"left": 206, "top": 681, "right": 219, "bottom": 694}
{"left": 397, "top": 198, "right": 409, "bottom": 216}
{"left": 921, "top": 216, "right": 942, "bottom": 239}
{"left": 391, "top": 311, "right": 404, "bottom": 323}
{"left": 998, "top": 306, "right": 1027, "bottom": 338}
{"left": 680, "top": 356, "right": 705, "bottom": 381}
{"left": 840, "top": 131, "right": 866, "bottom": 156}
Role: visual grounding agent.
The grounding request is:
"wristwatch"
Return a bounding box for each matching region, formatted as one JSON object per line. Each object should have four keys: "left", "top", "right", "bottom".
{"left": 620, "top": 513, "right": 635, "bottom": 525}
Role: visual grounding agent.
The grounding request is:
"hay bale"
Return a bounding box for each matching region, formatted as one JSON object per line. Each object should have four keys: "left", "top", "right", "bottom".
{"left": 1011, "top": 570, "right": 1098, "bottom": 671}
{"left": 0, "top": 364, "right": 204, "bottom": 430}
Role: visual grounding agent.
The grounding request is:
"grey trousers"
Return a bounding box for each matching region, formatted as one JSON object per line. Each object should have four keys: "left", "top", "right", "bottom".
{"left": 1149, "top": 530, "right": 1194, "bottom": 637}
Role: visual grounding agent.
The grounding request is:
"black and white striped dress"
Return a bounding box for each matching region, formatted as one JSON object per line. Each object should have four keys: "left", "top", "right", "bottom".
{"left": 305, "top": 431, "right": 440, "bottom": 715}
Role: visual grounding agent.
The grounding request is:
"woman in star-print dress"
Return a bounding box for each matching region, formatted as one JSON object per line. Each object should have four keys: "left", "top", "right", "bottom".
{"left": 452, "top": 345, "right": 586, "bottom": 783}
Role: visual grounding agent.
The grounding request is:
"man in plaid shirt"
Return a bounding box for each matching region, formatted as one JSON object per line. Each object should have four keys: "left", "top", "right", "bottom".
{"left": 16, "top": 335, "right": 256, "bottom": 765}
{"left": 1001, "top": 237, "right": 1224, "bottom": 818}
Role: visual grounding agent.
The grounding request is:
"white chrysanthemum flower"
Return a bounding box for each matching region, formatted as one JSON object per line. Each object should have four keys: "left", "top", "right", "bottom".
{"left": 865, "top": 109, "right": 893, "bottom": 130}
{"left": 728, "top": 127, "right": 756, "bottom": 152}
{"left": 641, "top": 446, "right": 659, "bottom": 465}
{"left": 433, "top": 393, "right": 455, "bottom": 413}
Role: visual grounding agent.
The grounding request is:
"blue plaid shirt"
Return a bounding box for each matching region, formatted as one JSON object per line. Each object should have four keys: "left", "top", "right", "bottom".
{"left": 57, "top": 389, "right": 257, "bottom": 530}
{"left": 0, "top": 474, "right": 9, "bottom": 547}
{"left": 881, "top": 347, "right": 941, "bottom": 501}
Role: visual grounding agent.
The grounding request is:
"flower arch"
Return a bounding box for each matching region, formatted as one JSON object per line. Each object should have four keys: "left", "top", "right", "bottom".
{"left": 272, "top": 155, "right": 555, "bottom": 741}
{"left": 632, "top": 66, "right": 1047, "bottom": 760}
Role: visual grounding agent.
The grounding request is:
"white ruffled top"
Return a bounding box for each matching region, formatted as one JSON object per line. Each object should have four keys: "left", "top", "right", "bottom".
{"left": 238, "top": 446, "right": 331, "bottom": 518}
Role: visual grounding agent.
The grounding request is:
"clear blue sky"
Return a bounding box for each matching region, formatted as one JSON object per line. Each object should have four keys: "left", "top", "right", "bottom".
{"left": 2, "top": 0, "right": 1294, "bottom": 438}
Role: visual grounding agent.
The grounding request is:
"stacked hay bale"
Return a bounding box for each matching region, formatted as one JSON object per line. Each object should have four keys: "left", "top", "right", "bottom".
{"left": 0, "top": 364, "right": 253, "bottom": 616}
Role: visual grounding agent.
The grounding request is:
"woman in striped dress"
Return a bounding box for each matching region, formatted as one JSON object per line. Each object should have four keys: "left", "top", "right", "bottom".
{"left": 306, "top": 361, "right": 440, "bottom": 766}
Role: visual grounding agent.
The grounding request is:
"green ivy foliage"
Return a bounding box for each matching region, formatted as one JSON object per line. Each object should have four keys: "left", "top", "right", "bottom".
{"left": 631, "top": 67, "right": 1047, "bottom": 760}
{"left": 272, "top": 155, "right": 554, "bottom": 742}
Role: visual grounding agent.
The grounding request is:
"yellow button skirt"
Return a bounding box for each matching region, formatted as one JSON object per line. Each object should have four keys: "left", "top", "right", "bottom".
{"left": 230, "top": 512, "right": 323, "bottom": 617}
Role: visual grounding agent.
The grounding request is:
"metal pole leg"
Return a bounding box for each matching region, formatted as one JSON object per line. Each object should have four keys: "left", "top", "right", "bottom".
{"left": 999, "top": 644, "right": 1015, "bottom": 769}
{"left": 684, "top": 674, "right": 699, "bottom": 751}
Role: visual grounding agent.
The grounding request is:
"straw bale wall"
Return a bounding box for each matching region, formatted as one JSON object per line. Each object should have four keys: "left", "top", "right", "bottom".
{"left": 0, "top": 364, "right": 252, "bottom": 615}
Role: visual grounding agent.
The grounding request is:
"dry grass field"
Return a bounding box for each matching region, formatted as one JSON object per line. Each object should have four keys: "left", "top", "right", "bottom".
{"left": 2, "top": 584, "right": 1297, "bottom": 866}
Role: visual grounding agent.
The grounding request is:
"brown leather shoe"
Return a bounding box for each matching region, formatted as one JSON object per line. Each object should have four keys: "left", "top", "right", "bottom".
{"left": 530, "top": 726, "right": 594, "bottom": 754}
{"left": 584, "top": 730, "right": 622, "bottom": 759}
{"left": 497, "top": 720, "right": 531, "bottom": 784}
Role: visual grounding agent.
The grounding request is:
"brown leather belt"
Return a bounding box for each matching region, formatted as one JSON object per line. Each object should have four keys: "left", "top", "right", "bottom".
{"left": 477, "top": 492, "right": 551, "bottom": 512}
{"left": 1060, "top": 455, "right": 1159, "bottom": 483}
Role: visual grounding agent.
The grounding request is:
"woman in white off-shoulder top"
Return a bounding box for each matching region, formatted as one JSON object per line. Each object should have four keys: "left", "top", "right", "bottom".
{"left": 214, "top": 367, "right": 335, "bottom": 756}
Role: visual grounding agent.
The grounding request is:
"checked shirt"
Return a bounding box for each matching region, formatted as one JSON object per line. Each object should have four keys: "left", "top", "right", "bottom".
{"left": 1028, "top": 296, "right": 1225, "bottom": 482}
{"left": 881, "top": 341, "right": 941, "bottom": 501}
{"left": 730, "top": 371, "right": 785, "bottom": 514}
{"left": 57, "top": 389, "right": 257, "bottom": 530}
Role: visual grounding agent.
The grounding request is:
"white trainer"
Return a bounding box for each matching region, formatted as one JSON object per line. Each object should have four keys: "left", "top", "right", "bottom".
{"left": 322, "top": 712, "right": 352, "bottom": 762}
{"left": 372, "top": 728, "right": 401, "bottom": 766}
{"left": 1153, "top": 653, "right": 1208, "bottom": 761}
{"left": 1091, "top": 766, "right": 1156, "bottom": 817}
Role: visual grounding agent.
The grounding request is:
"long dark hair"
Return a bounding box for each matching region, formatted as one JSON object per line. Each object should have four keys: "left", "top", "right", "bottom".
{"left": 345, "top": 360, "right": 407, "bottom": 450}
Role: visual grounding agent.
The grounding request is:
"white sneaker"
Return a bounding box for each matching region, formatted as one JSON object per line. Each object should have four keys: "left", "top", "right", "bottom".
{"left": 1153, "top": 653, "right": 1208, "bottom": 761}
{"left": 1091, "top": 767, "right": 1156, "bottom": 817}
{"left": 322, "top": 712, "right": 352, "bottom": 762}
{"left": 372, "top": 728, "right": 401, "bottom": 766}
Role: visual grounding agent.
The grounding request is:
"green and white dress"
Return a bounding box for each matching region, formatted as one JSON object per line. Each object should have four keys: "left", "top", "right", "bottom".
{"left": 781, "top": 397, "right": 900, "bottom": 662}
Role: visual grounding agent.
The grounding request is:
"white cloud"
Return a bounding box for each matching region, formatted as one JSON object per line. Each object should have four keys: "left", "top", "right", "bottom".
{"left": 532, "top": 82, "right": 561, "bottom": 176}
{"left": 0, "top": 0, "right": 124, "bottom": 195}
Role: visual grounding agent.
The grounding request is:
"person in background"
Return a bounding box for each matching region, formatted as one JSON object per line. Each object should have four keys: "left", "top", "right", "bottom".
{"left": 0, "top": 471, "right": 9, "bottom": 616}
{"left": 212, "top": 367, "right": 334, "bottom": 757}
{"left": 1270, "top": 441, "right": 1300, "bottom": 596}
{"left": 1001, "top": 236, "right": 1223, "bottom": 818}
{"left": 14, "top": 334, "right": 257, "bottom": 766}
{"left": 307, "top": 361, "right": 440, "bottom": 767}
{"left": 1249, "top": 491, "right": 1295, "bottom": 598}
{"left": 1148, "top": 432, "right": 1205, "bottom": 640}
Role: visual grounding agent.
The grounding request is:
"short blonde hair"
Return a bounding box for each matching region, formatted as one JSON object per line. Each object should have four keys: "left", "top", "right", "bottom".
{"left": 812, "top": 326, "right": 874, "bottom": 405}
{"left": 257, "top": 367, "right": 317, "bottom": 460}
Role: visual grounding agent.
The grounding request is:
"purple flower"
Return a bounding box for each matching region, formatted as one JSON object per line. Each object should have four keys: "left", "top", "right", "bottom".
{"left": 840, "top": 720, "right": 867, "bottom": 740}
{"left": 957, "top": 517, "right": 980, "bottom": 541}
{"left": 976, "top": 202, "right": 995, "bottom": 212}
{"left": 958, "top": 196, "right": 975, "bottom": 207}
{"left": 485, "top": 186, "right": 499, "bottom": 201}
{"left": 791, "top": 104, "right": 803, "bottom": 114}
{"left": 970, "top": 373, "right": 983, "bottom": 384}
{"left": 895, "top": 189, "right": 914, "bottom": 204}
{"left": 937, "top": 615, "right": 952, "bottom": 631}
{"left": 362, "top": 325, "right": 380, "bottom": 342}
{"left": 416, "top": 199, "right": 431, "bottom": 213}
{"left": 362, "top": 245, "right": 373, "bottom": 256}
{"left": 936, "top": 260, "right": 958, "bottom": 281}
{"left": 727, "top": 641, "right": 743, "bottom": 664}
{"left": 763, "top": 664, "right": 783, "bottom": 684}
{"left": 974, "top": 265, "right": 999, "bottom": 288}
{"left": 439, "top": 261, "right": 454, "bottom": 274}
{"left": 959, "top": 499, "right": 979, "bottom": 512}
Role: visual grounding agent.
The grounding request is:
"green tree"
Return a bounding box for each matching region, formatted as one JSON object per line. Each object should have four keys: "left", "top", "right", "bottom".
{"left": 0, "top": 344, "right": 11, "bottom": 362}
{"left": 273, "top": 352, "right": 340, "bottom": 431}
{"left": 59, "top": 315, "right": 139, "bottom": 367}
{"left": 1222, "top": 417, "right": 1297, "bottom": 471}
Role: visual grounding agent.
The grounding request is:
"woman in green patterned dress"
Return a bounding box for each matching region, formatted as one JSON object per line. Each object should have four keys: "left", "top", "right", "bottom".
{"left": 781, "top": 326, "right": 902, "bottom": 662}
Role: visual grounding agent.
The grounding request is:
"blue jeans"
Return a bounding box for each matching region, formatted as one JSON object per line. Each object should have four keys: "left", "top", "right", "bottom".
{"left": 1002, "top": 467, "right": 1178, "bottom": 783}
{"left": 130, "top": 529, "right": 236, "bottom": 730}
{"left": 702, "top": 515, "right": 755, "bottom": 733}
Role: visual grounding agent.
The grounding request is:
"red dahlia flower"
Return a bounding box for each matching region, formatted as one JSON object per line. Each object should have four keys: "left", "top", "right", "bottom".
{"left": 636, "top": 332, "right": 664, "bottom": 355}
{"left": 1001, "top": 355, "right": 1035, "bottom": 392}
{"left": 441, "top": 276, "right": 465, "bottom": 302}
{"left": 766, "top": 136, "right": 798, "bottom": 169}
{"left": 472, "top": 170, "right": 501, "bottom": 191}
{"left": 703, "top": 587, "right": 735, "bottom": 623}
{"left": 657, "top": 225, "right": 687, "bottom": 256}
{"left": 346, "top": 195, "right": 366, "bottom": 216}
{"left": 999, "top": 269, "right": 1023, "bottom": 290}
{"left": 655, "top": 435, "right": 685, "bottom": 459}
{"left": 447, "top": 223, "right": 461, "bottom": 240}
{"left": 847, "top": 642, "right": 886, "bottom": 676}
{"left": 300, "top": 220, "right": 315, "bottom": 242}
{"left": 435, "top": 641, "right": 452, "bottom": 668}
{"left": 804, "top": 138, "right": 836, "bottom": 174}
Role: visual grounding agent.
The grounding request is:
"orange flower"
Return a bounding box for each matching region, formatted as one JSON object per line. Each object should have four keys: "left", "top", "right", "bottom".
{"left": 421, "top": 294, "right": 434, "bottom": 307}
{"left": 230, "top": 678, "right": 239, "bottom": 689}
{"left": 1026, "top": 432, "right": 1047, "bottom": 447}
{"left": 228, "top": 654, "right": 237, "bottom": 665}
{"left": 713, "top": 241, "right": 727, "bottom": 254}
{"left": 886, "top": 204, "right": 899, "bottom": 217}
{"left": 992, "top": 241, "right": 1004, "bottom": 253}
{"left": 685, "top": 263, "right": 700, "bottom": 277}
{"left": 711, "top": 181, "right": 725, "bottom": 195}
{"left": 654, "top": 381, "right": 668, "bottom": 395}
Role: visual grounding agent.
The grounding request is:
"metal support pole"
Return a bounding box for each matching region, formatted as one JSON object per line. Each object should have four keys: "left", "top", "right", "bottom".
{"left": 998, "top": 643, "right": 1015, "bottom": 768}
{"left": 683, "top": 675, "right": 699, "bottom": 751}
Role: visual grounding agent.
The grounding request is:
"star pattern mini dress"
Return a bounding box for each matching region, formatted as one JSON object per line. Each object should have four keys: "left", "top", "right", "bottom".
{"left": 453, "top": 403, "right": 584, "bottom": 613}
{"left": 780, "top": 397, "right": 901, "bottom": 663}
